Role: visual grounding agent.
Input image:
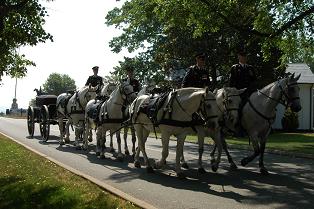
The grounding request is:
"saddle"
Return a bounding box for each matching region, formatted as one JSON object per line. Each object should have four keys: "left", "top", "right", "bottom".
{"left": 58, "top": 93, "right": 73, "bottom": 109}
{"left": 87, "top": 100, "right": 105, "bottom": 123}
{"left": 139, "top": 92, "right": 170, "bottom": 125}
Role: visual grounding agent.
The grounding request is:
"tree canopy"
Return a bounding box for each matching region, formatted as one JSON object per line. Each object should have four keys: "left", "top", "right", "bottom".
{"left": 106, "top": 0, "right": 314, "bottom": 87}
{"left": 42, "top": 73, "right": 76, "bottom": 96}
{"left": 0, "top": 0, "right": 53, "bottom": 81}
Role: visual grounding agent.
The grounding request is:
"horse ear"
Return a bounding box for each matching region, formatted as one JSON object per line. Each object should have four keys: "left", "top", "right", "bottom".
{"left": 294, "top": 73, "right": 301, "bottom": 81}
{"left": 290, "top": 72, "right": 295, "bottom": 79}
{"left": 238, "top": 88, "right": 247, "bottom": 95}
{"left": 213, "top": 88, "right": 218, "bottom": 95}
{"left": 205, "top": 87, "right": 209, "bottom": 94}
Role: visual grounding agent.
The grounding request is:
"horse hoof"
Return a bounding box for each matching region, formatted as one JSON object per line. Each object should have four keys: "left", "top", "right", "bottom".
{"left": 109, "top": 148, "right": 115, "bottom": 153}
{"left": 99, "top": 154, "right": 105, "bottom": 159}
{"left": 181, "top": 163, "right": 189, "bottom": 169}
{"left": 125, "top": 150, "right": 130, "bottom": 156}
{"left": 154, "top": 163, "right": 161, "bottom": 169}
{"left": 88, "top": 137, "right": 93, "bottom": 142}
{"left": 146, "top": 167, "right": 154, "bottom": 173}
{"left": 229, "top": 163, "right": 238, "bottom": 171}
{"left": 241, "top": 158, "right": 248, "bottom": 167}
{"left": 96, "top": 152, "right": 100, "bottom": 156}
{"left": 260, "top": 167, "right": 269, "bottom": 175}
{"left": 211, "top": 164, "right": 218, "bottom": 172}
{"left": 59, "top": 141, "right": 65, "bottom": 146}
{"left": 210, "top": 159, "right": 215, "bottom": 165}
{"left": 65, "top": 139, "right": 70, "bottom": 144}
{"left": 177, "top": 172, "right": 186, "bottom": 180}
{"left": 134, "top": 161, "right": 141, "bottom": 168}
{"left": 198, "top": 167, "right": 206, "bottom": 174}
{"left": 117, "top": 155, "right": 124, "bottom": 162}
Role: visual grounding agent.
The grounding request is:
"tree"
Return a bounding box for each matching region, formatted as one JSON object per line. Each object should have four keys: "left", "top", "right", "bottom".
{"left": 0, "top": 0, "right": 53, "bottom": 81}
{"left": 42, "top": 73, "right": 76, "bottom": 96}
{"left": 106, "top": 0, "right": 314, "bottom": 87}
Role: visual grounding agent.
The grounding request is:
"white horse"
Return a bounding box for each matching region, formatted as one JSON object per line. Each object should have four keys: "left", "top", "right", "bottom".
{"left": 84, "top": 81, "right": 137, "bottom": 159}
{"left": 130, "top": 88, "right": 222, "bottom": 178}
{"left": 178, "top": 87, "right": 246, "bottom": 172}
{"left": 57, "top": 85, "right": 98, "bottom": 147}
{"left": 84, "top": 82, "right": 117, "bottom": 143}
{"left": 116, "top": 82, "right": 159, "bottom": 157}
{"left": 212, "top": 73, "right": 301, "bottom": 175}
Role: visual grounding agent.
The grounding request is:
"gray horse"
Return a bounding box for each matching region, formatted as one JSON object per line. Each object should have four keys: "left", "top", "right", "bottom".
{"left": 212, "top": 73, "right": 301, "bottom": 175}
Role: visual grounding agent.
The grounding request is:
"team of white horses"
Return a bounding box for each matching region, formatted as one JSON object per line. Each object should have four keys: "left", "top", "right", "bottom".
{"left": 54, "top": 73, "right": 301, "bottom": 177}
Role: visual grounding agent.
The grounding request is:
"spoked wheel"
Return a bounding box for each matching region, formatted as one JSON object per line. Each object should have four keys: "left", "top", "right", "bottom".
{"left": 40, "top": 105, "right": 50, "bottom": 142}
{"left": 27, "top": 106, "right": 35, "bottom": 137}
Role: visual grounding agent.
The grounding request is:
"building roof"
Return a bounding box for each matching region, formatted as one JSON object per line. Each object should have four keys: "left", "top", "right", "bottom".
{"left": 286, "top": 63, "right": 314, "bottom": 84}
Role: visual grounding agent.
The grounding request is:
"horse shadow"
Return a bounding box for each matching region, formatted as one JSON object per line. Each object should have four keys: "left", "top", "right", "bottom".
{"left": 106, "top": 155, "right": 314, "bottom": 208}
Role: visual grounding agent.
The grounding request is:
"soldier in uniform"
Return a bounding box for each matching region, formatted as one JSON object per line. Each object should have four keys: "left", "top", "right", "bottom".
{"left": 229, "top": 50, "right": 257, "bottom": 136}
{"left": 85, "top": 66, "right": 104, "bottom": 87}
{"left": 123, "top": 66, "right": 141, "bottom": 93}
{"left": 181, "top": 52, "right": 211, "bottom": 89}
{"left": 229, "top": 50, "right": 257, "bottom": 103}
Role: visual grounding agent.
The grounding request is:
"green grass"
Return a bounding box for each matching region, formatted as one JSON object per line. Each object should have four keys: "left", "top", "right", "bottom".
{"left": 0, "top": 134, "right": 139, "bottom": 209}
{"left": 225, "top": 132, "right": 314, "bottom": 155}
{"left": 149, "top": 132, "right": 314, "bottom": 155}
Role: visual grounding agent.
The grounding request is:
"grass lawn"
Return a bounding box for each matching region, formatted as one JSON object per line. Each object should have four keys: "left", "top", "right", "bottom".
{"left": 150, "top": 131, "right": 314, "bottom": 156}
{"left": 0, "top": 134, "right": 139, "bottom": 209}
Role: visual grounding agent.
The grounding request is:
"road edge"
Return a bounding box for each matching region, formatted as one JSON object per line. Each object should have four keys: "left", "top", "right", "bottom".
{"left": 0, "top": 131, "right": 158, "bottom": 209}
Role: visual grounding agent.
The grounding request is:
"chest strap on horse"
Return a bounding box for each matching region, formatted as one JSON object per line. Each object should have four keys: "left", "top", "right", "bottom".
{"left": 248, "top": 99, "right": 275, "bottom": 128}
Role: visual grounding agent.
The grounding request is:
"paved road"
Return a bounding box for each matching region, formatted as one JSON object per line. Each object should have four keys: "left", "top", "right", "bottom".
{"left": 1, "top": 117, "right": 314, "bottom": 209}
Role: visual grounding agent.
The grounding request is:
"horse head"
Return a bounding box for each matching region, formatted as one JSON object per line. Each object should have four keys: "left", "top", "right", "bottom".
{"left": 78, "top": 85, "right": 98, "bottom": 106}
{"left": 101, "top": 83, "right": 117, "bottom": 97}
{"left": 120, "top": 81, "right": 137, "bottom": 104}
{"left": 216, "top": 87, "right": 246, "bottom": 131}
{"left": 282, "top": 73, "right": 301, "bottom": 112}
{"left": 201, "top": 87, "right": 219, "bottom": 129}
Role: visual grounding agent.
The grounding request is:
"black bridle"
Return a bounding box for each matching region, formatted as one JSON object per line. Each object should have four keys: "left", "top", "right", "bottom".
{"left": 257, "top": 81, "right": 299, "bottom": 109}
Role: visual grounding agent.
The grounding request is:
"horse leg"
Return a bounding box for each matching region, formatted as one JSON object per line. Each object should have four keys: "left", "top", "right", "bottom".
{"left": 123, "top": 127, "right": 130, "bottom": 155}
{"left": 64, "top": 120, "right": 71, "bottom": 143}
{"left": 156, "top": 132, "right": 170, "bottom": 169}
{"left": 176, "top": 134, "right": 186, "bottom": 179}
{"left": 82, "top": 119, "right": 90, "bottom": 151}
{"left": 259, "top": 137, "right": 268, "bottom": 175}
{"left": 65, "top": 120, "right": 72, "bottom": 142}
{"left": 131, "top": 126, "right": 137, "bottom": 158}
{"left": 133, "top": 124, "right": 142, "bottom": 168}
{"left": 109, "top": 132, "right": 115, "bottom": 153}
{"left": 141, "top": 129, "right": 154, "bottom": 173}
{"left": 116, "top": 130, "right": 124, "bottom": 161}
{"left": 74, "top": 127, "right": 81, "bottom": 149}
{"left": 58, "top": 118, "right": 65, "bottom": 145}
{"left": 197, "top": 132, "right": 206, "bottom": 174}
{"left": 221, "top": 131, "right": 237, "bottom": 170}
{"left": 241, "top": 135, "right": 260, "bottom": 167}
{"left": 180, "top": 145, "right": 189, "bottom": 169}
{"left": 210, "top": 130, "right": 222, "bottom": 172}
{"left": 210, "top": 143, "right": 217, "bottom": 162}
{"left": 95, "top": 126, "right": 102, "bottom": 157}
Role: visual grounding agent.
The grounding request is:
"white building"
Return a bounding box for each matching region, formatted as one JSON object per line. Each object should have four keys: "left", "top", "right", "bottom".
{"left": 273, "top": 63, "right": 314, "bottom": 130}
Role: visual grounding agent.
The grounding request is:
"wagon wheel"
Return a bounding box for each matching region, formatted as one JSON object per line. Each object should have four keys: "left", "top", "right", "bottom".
{"left": 27, "top": 106, "right": 35, "bottom": 137}
{"left": 41, "top": 105, "right": 50, "bottom": 142}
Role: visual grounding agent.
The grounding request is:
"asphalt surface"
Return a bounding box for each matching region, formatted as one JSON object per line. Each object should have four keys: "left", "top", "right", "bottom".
{"left": 0, "top": 117, "right": 314, "bottom": 209}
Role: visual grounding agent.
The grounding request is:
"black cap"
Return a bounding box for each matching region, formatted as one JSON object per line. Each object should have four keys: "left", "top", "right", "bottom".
{"left": 195, "top": 52, "right": 206, "bottom": 58}
{"left": 92, "top": 66, "right": 99, "bottom": 70}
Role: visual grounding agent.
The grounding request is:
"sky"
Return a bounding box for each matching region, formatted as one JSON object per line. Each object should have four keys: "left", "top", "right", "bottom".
{"left": 0, "top": 0, "right": 132, "bottom": 112}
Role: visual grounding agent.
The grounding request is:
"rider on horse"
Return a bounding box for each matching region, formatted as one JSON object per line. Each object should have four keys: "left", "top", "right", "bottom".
{"left": 85, "top": 66, "right": 104, "bottom": 88}
{"left": 181, "top": 52, "right": 211, "bottom": 89}
{"left": 229, "top": 49, "right": 257, "bottom": 135}
{"left": 122, "top": 66, "right": 141, "bottom": 93}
